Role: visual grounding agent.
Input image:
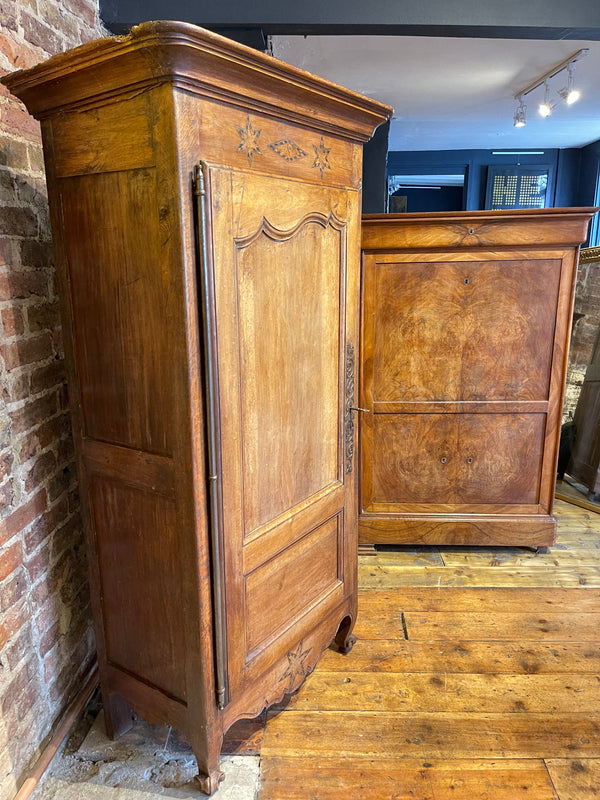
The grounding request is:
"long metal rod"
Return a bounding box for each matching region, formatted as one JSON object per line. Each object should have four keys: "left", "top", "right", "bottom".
{"left": 515, "top": 48, "right": 589, "bottom": 100}
{"left": 193, "top": 162, "right": 229, "bottom": 710}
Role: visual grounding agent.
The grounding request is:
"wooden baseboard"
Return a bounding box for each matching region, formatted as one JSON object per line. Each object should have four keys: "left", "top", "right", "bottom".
{"left": 13, "top": 664, "right": 99, "bottom": 800}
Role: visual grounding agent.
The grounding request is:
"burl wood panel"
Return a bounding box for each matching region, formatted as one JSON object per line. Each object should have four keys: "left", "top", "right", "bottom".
{"left": 370, "top": 413, "right": 545, "bottom": 506}
{"left": 373, "top": 259, "right": 561, "bottom": 402}
{"left": 359, "top": 211, "right": 595, "bottom": 547}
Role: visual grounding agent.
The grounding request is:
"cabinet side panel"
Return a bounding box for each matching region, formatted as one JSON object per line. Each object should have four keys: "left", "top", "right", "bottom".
{"left": 59, "top": 169, "right": 172, "bottom": 455}
{"left": 89, "top": 475, "right": 187, "bottom": 702}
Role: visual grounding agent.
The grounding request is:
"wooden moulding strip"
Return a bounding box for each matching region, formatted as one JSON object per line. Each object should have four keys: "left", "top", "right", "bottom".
{"left": 13, "top": 664, "right": 99, "bottom": 800}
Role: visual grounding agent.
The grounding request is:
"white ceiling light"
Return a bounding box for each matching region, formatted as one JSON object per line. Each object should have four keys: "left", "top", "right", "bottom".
{"left": 538, "top": 82, "right": 554, "bottom": 117}
{"left": 513, "top": 48, "right": 588, "bottom": 128}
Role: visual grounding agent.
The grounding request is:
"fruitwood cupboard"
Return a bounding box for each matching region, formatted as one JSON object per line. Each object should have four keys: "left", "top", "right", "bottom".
{"left": 359, "top": 210, "right": 596, "bottom": 549}
{"left": 2, "top": 22, "right": 391, "bottom": 793}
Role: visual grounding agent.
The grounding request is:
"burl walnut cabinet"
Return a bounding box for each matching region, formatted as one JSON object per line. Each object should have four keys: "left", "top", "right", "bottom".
{"left": 359, "top": 210, "right": 595, "bottom": 549}
{"left": 3, "top": 22, "right": 390, "bottom": 792}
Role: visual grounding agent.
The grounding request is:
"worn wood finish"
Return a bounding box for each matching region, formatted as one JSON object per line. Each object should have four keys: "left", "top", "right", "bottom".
{"left": 546, "top": 759, "right": 600, "bottom": 799}
{"left": 259, "top": 504, "right": 600, "bottom": 798}
{"left": 2, "top": 22, "right": 390, "bottom": 794}
{"left": 360, "top": 211, "right": 595, "bottom": 546}
{"left": 261, "top": 757, "right": 558, "bottom": 800}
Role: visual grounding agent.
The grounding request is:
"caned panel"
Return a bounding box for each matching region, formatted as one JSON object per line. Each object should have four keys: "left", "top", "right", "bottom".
{"left": 244, "top": 515, "right": 341, "bottom": 656}
{"left": 236, "top": 215, "right": 342, "bottom": 535}
{"left": 373, "top": 259, "right": 561, "bottom": 402}
{"left": 60, "top": 168, "right": 171, "bottom": 455}
{"left": 90, "top": 475, "right": 186, "bottom": 702}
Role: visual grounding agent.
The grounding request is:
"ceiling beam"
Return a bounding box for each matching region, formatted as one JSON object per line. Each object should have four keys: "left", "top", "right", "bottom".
{"left": 100, "top": 0, "right": 600, "bottom": 40}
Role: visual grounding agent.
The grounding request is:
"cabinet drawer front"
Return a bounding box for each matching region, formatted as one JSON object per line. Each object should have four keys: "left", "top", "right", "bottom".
{"left": 369, "top": 412, "right": 544, "bottom": 506}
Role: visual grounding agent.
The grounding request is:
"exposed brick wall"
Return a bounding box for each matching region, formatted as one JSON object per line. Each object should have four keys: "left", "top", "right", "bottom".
{"left": 0, "top": 4, "right": 105, "bottom": 798}
{"left": 564, "top": 256, "right": 600, "bottom": 423}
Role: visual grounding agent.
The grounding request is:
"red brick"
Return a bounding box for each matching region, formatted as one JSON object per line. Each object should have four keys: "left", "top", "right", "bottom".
{"left": 0, "top": 488, "right": 46, "bottom": 547}
{"left": 0, "top": 167, "right": 16, "bottom": 201}
{"left": 30, "top": 359, "right": 66, "bottom": 395}
{"left": 27, "top": 143, "right": 45, "bottom": 173}
{"left": 27, "top": 301, "right": 60, "bottom": 332}
{"left": 0, "top": 237, "right": 15, "bottom": 266}
{"left": 20, "top": 238, "right": 53, "bottom": 269}
{"left": 0, "top": 539, "right": 22, "bottom": 582}
{"left": 0, "top": 566, "right": 26, "bottom": 612}
{"left": 25, "top": 541, "right": 50, "bottom": 583}
{"left": 0, "top": 478, "right": 14, "bottom": 511}
{"left": 2, "top": 306, "right": 25, "bottom": 336}
{"left": 0, "top": 206, "right": 38, "bottom": 238}
{"left": 24, "top": 448, "right": 57, "bottom": 492}
{"left": 24, "top": 495, "right": 68, "bottom": 553}
{"left": 21, "top": 12, "right": 63, "bottom": 56}
{"left": 0, "top": 450, "right": 13, "bottom": 482}
{"left": 60, "top": 0, "right": 96, "bottom": 29}
{"left": 10, "top": 390, "right": 58, "bottom": 434}
{"left": 39, "top": 619, "right": 59, "bottom": 657}
{"left": 3, "top": 369, "right": 31, "bottom": 403}
{"left": 47, "top": 462, "right": 77, "bottom": 504}
{"left": 19, "top": 414, "right": 69, "bottom": 461}
{"left": 0, "top": 269, "right": 50, "bottom": 301}
{"left": 5, "top": 620, "right": 33, "bottom": 671}
{"left": 0, "top": 598, "right": 31, "bottom": 650}
{"left": 34, "top": 597, "right": 58, "bottom": 636}
{"left": 2, "top": 332, "right": 53, "bottom": 370}
{"left": 0, "top": 133, "right": 28, "bottom": 170}
{"left": 1, "top": 100, "right": 40, "bottom": 139}
{"left": 0, "top": 3, "right": 17, "bottom": 31}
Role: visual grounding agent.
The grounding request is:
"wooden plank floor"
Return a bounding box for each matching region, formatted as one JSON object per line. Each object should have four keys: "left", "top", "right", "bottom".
{"left": 229, "top": 497, "right": 600, "bottom": 799}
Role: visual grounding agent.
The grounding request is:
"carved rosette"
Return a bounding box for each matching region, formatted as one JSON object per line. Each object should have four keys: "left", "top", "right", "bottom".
{"left": 312, "top": 136, "right": 332, "bottom": 178}
{"left": 236, "top": 115, "right": 262, "bottom": 165}
{"left": 279, "top": 639, "right": 313, "bottom": 694}
{"left": 345, "top": 342, "right": 355, "bottom": 474}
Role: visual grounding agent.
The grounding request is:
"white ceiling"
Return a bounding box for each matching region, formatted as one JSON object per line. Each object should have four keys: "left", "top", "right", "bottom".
{"left": 271, "top": 35, "right": 600, "bottom": 151}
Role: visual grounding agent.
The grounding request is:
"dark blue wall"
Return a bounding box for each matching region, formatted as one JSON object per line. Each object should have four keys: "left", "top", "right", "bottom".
{"left": 387, "top": 148, "right": 565, "bottom": 209}
{"left": 387, "top": 143, "right": 600, "bottom": 211}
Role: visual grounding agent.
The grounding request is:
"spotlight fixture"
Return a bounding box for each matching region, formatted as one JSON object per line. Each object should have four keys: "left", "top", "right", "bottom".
{"left": 538, "top": 82, "right": 554, "bottom": 117}
{"left": 513, "top": 99, "right": 526, "bottom": 127}
{"left": 512, "top": 48, "right": 588, "bottom": 128}
{"left": 558, "top": 65, "right": 581, "bottom": 105}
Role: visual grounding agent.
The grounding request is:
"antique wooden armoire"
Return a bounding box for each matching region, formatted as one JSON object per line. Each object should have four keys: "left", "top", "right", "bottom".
{"left": 3, "top": 22, "right": 391, "bottom": 793}
{"left": 359, "top": 210, "right": 596, "bottom": 549}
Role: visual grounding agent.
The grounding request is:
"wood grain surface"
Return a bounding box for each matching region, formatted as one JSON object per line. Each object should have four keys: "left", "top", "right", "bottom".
{"left": 257, "top": 496, "right": 600, "bottom": 799}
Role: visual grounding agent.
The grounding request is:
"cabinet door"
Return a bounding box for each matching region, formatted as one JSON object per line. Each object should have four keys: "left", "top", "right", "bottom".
{"left": 204, "top": 168, "right": 358, "bottom": 716}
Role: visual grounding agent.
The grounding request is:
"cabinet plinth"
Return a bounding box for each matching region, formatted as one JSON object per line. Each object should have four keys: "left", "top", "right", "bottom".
{"left": 360, "top": 209, "right": 596, "bottom": 547}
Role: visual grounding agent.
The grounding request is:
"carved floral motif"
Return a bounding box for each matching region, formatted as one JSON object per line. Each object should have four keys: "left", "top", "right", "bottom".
{"left": 280, "top": 639, "right": 313, "bottom": 693}
{"left": 236, "top": 115, "right": 262, "bottom": 165}
{"left": 312, "top": 136, "right": 331, "bottom": 178}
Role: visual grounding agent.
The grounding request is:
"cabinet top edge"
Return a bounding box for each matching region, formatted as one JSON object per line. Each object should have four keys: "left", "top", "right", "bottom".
{"left": 1, "top": 20, "right": 391, "bottom": 141}
{"left": 362, "top": 208, "right": 599, "bottom": 249}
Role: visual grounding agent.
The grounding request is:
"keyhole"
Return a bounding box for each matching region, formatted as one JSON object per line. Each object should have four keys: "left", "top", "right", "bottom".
{"left": 464, "top": 277, "right": 470, "bottom": 285}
